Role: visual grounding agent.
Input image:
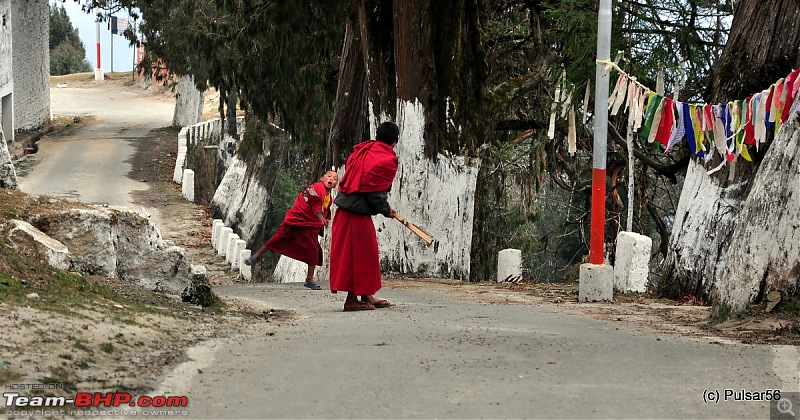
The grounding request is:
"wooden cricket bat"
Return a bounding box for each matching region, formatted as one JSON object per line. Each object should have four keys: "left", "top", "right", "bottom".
{"left": 395, "top": 214, "right": 434, "bottom": 245}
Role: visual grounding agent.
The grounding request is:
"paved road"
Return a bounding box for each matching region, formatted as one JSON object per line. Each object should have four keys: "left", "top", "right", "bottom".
{"left": 19, "top": 83, "right": 799, "bottom": 419}
{"left": 18, "top": 84, "right": 174, "bottom": 208}
{"left": 153, "top": 282, "right": 799, "bottom": 419}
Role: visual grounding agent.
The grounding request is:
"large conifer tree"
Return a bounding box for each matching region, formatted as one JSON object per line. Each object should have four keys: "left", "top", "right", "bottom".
{"left": 49, "top": 5, "right": 91, "bottom": 75}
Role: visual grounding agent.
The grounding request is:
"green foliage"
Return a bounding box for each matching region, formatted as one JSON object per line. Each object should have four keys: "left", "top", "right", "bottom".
{"left": 267, "top": 170, "right": 304, "bottom": 233}
{"left": 471, "top": 134, "right": 586, "bottom": 282}
{"left": 119, "top": 0, "right": 347, "bottom": 150}
{"left": 49, "top": 5, "right": 92, "bottom": 75}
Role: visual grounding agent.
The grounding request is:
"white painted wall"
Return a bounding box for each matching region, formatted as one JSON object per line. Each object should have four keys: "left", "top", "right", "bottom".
{"left": 379, "top": 100, "right": 480, "bottom": 279}
{"left": 0, "top": 0, "right": 14, "bottom": 143}
{"left": 210, "top": 155, "right": 270, "bottom": 244}
{"left": 0, "top": 0, "right": 12, "bottom": 95}
{"left": 11, "top": 0, "right": 49, "bottom": 132}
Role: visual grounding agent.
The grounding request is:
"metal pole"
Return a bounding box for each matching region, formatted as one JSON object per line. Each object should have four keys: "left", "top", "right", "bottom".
{"left": 590, "top": 0, "right": 612, "bottom": 264}
{"left": 626, "top": 120, "right": 634, "bottom": 232}
{"left": 132, "top": 21, "right": 137, "bottom": 81}
{"left": 110, "top": 24, "right": 114, "bottom": 73}
{"left": 95, "top": 17, "right": 101, "bottom": 70}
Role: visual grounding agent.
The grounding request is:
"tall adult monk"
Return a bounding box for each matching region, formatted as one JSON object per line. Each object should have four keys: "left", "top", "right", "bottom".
{"left": 330, "top": 121, "right": 400, "bottom": 311}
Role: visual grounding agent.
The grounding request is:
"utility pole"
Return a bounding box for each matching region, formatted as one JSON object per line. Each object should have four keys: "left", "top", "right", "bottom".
{"left": 94, "top": 9, "right": 103, "bottom": 81}
{"left": 579, "top": 0, "right": 614, "bottom": 302}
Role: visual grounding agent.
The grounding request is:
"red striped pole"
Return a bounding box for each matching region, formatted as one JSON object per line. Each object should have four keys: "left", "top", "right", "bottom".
{"left": 590, "top": 0, "right": 612, "bottom": 265}
{"left": 590, "top": 168, "right": 606, "bottom": 263}
{"left": 96, "top": 19, "right": 101, "bottom": 69}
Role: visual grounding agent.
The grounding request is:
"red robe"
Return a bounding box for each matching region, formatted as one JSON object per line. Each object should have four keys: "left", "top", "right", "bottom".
{"left": 265, "top": 181, "right": 330, "bottom": 266}
{"left": 330, "top": 140, "right": 398, "bottom": 295}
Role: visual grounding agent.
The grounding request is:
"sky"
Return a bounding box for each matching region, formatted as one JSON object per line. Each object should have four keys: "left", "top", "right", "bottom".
{"left": 59, "top": 1, "right": 137, "bottom": 73}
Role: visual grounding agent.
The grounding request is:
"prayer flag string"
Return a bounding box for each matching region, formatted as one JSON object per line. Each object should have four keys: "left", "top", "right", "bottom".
{"left": 552, "top": 59, "right": 800, "bottom": 176}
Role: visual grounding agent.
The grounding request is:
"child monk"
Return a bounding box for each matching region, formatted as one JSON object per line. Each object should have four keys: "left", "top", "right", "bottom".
{"left": 244, "top": 171, "right": 339, "bottom": 290}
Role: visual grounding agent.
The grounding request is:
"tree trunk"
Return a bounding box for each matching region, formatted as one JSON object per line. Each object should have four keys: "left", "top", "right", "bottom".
{"left": 326, "top": 22, "right": 369, "bottom": 169}
{"left": 717, "top": 102, "right": 800, "bottom": 316}
{"left": 663, "top": 0, "right": 800, "bottom": 314}
{"left": 172, "top": 74, "right": 205, "bottom": 128}
{"left": 707, "top": 0, "right": 800, "bottom": 103}
{"left": 0, "top": 129, "right": 18, "bottom": 189}
{"left": 340, "top": 0, "right": 484, "bottom": 279}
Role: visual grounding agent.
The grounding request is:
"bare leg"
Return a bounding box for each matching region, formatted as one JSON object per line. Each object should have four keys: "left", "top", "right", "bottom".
{"left": 244, "top": 242, "right": 270, "bottom": 265}
{"left": 305, "top": 265, "right": 315, "bottom": 284}
{"left": 303, "top": 265, "right": 321, "bottom": 289}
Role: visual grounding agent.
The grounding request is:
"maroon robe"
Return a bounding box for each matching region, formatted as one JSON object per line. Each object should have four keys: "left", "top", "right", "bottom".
{"left": 264, "top": 181, "right": 330, "bottom": 266}
{"left": 329, "top": 140, "right": 398, "bottom": 295}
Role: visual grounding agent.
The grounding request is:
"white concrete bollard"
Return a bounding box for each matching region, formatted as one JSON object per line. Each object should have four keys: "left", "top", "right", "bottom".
{"left": 232, "top": 239, "right": 246, "bottom": 269}
{"left": 226, "top": 234, "right": 240, "bottom": 264}
{"left": 579, "top": 263, "right": 614, "bottom": 302}
{"left": 240, "top": 249, "right": 252, "bottom": 282}
{"left": 214, "top": 224, "right": 229, "bottom": 251}
{"left": 211, "top": 220, "right": 224, "bottom": 250}
{"left": 172, "top": 129, "right": 188, "bottom": 183}
{"left": 614, "top": 232, "right": 652, "bottom": 293}
{"left": 217, "top": 227, "right": 233, "bottom": 257}
{"left": 181, "top": 169, "right": 195, "bottom": 202}
{"left": 497, "top": 248, "right": 522, "bottom": 282}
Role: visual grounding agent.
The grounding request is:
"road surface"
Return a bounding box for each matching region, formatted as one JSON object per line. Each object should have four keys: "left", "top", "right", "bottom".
{"left": 20, "top": 82, "right": 800, "bottom": 419}
{"left": 151, "top": 282, "right": 799, "bottom": 419}
{"left": 19, "top": 83, "right": 174, "bottom": 208}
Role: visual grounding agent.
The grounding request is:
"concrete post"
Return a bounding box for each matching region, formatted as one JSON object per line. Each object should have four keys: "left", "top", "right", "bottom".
{"left": 226, "top": 234, "right": 240, "bottom": 264}
{"left": 212, "top": 221, "right": 224, "bottom": 251}
{"left": 217, "top": 227, "right": 233, "bottom": 257}
{"left": 173, "top": 129, "right": 188, "bottom": 183}
{"left": 181, "top": 169, "right": 195, "bottom": 202}
{"left": 579, "top": 264, "right": 614, "bottom": 302}
{"left": 232, "top": 239, "right": 246, "bottom": 269}
{"left": 240, "top": 249, "right": 252, "bottom": 282}
{"left": 211, "top": 219, "right": 223, "bottom": 250}
{"left": 613, "top": 232, "right": 652, "bottom": 293}
{"left": 497, "top": 249, "right": 522, "bottom": 282}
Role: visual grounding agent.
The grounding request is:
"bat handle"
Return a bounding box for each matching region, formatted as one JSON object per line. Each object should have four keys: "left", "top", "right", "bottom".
{"left": 395, "top": 215, "right": 406, "bottom": 223}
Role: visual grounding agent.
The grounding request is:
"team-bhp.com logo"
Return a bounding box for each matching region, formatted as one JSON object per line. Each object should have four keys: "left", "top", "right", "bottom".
{"left": 4, "top": 392, "right": 189, "bottom": 417}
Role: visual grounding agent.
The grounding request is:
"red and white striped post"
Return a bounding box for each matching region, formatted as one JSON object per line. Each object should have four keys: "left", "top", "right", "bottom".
{"left": 579, "top": 0, "right": 614, "bottom": 302}
{"left": 94, "top": 13, "right": 104, "bottom": 81}
{"left": 590, "top": 0, "right": 611, "bottom": 264}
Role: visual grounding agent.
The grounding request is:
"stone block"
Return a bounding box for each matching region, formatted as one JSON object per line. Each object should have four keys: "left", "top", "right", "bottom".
{"left": 497, "top": 248, "right": 522, "bottom": 282}
{"left": 226, "top": 234, "right": 240, "bottom": 264}
{"left": 240, "top": 249, "right": 252, "bottom": 282}
{"left": 232, "top": 239, "right": 246, "bottom": 269}
{"left": 217, "top": 227, "right": 233, "bottom": 257}
{"left": 614, "top": 232, "right": 652, "bottom": 293}
{"left": 211, "top": 219, "right": 223, "bottom": 250}
{"left": 5, "top": 220, "right": 70, "bottom": 270}
{"left": 181, "top": 169, "right": 195, "bottom": 202}
{"left": 579, "top": 263, "right": 613, "bottom": 302}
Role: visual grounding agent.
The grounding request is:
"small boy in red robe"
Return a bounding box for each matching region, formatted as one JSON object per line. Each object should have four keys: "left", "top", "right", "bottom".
{"left": 245, "top": 171, "right": 339, "bottom": 290}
